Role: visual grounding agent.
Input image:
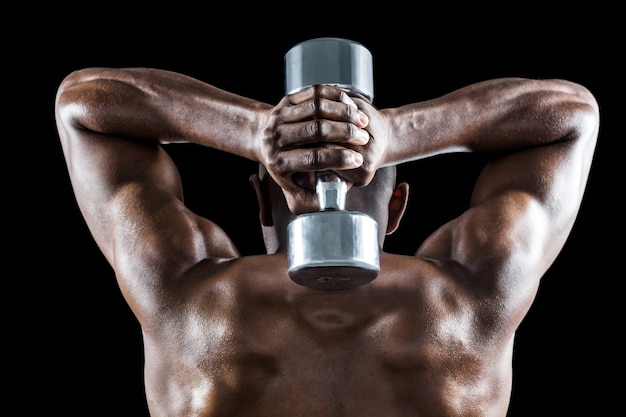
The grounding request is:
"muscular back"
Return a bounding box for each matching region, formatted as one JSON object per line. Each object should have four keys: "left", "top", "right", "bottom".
{"left": 142, "top": 253, "right": 519, "bottom": 417}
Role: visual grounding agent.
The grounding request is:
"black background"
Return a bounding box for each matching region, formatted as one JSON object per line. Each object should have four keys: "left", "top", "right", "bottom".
{"left": 25, "top": 5, "right": 619, "bottom": 416}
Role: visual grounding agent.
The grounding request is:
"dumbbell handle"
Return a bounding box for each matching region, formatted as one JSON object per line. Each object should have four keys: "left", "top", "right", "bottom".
{"left": 316, "top": 171, "right": 347, "bottom": 211}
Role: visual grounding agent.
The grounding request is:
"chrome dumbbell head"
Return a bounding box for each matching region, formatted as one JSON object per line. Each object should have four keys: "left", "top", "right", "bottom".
{"left": 285, "top": 37, "right": 374, "bottom": 102}
{"left": 287, "top": 173, "right": 380, "bottom": 290}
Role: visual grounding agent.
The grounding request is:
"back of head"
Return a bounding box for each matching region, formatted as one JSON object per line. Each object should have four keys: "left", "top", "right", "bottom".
{"left": 253, "top": 165, "right": 403, "bottom": 255}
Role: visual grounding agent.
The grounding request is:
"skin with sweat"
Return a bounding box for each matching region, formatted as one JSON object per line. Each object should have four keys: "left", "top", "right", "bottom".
{"left": 55, "top": 67, "right": 599, "bottom": 416}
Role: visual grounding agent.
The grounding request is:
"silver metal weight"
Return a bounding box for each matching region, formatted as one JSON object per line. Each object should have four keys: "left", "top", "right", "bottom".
{"left": 287, "top": 172, "right": 380, "bottom": 289}
{"left": 285, "top": 37, "right": 374, "bottom": 101}
{"left": 285, "top": 38, "right": 379, "bottom": 290}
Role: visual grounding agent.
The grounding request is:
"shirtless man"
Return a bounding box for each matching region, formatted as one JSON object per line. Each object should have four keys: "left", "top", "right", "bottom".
{"left": 55, "top": 66, "right": 599, "bottom": 416}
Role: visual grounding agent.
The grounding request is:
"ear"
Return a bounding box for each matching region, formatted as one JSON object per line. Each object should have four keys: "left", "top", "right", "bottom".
{"left": 386, "top": 182, "right": 409, "bottom": 235}
{"left": 249, "top": 173, "right": 274, "bottom": 227}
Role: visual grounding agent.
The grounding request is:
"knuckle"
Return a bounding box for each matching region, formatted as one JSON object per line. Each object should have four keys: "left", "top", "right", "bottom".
{"left": 312, "top": 96, "right": 322, "bottom": 116}
{"left": 306, "top": 148, "right": 325, "bottom": 169}
{"left": 306, "top": 119, "right": 325, "bottom": 139}
{"left": 265, "top": 124, "right": 283, "bottom": 148}
{"left": 269, "top": 155, "right": 288, "bottom": 176}
{"left": 312, "top": 84, "right": 324, "bottom": 95}
{"left": 344, "top": 99, "right": 357, "bottom": 117}
{"left": 346, "top": 122, "right": 358, "bottom": 139}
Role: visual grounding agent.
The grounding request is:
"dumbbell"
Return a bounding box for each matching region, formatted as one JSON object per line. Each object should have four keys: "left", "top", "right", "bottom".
{"left": 284, "top": 37, "right": 380, "bottom": 290}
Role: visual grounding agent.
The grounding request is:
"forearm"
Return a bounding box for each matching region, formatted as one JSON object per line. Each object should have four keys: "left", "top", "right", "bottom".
{"left": 55, "top": 67, "right": 272, "bottom": 161}
{"left": 410, "top": 77, "right": 599, "bottom": 279}
{"left": 380, "top": 78, "right": 598, "bottom": 165}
